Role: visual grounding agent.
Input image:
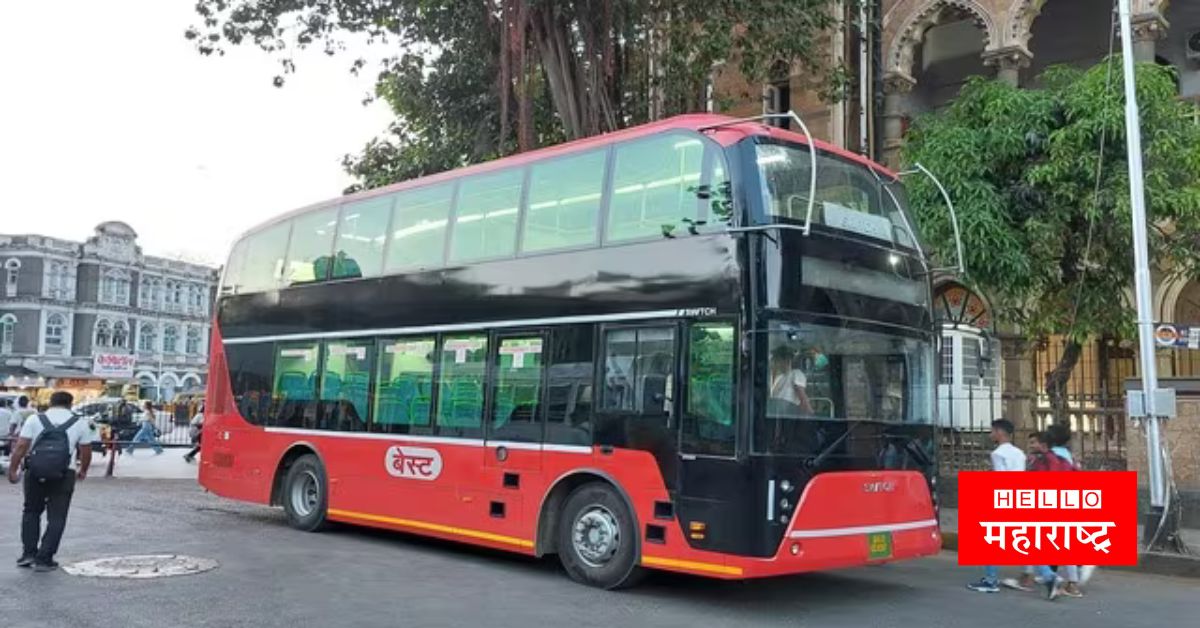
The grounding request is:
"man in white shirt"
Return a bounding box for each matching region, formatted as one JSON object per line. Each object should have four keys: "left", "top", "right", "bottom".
{"left": 966, "top": 418, "right": 1026, "bottom": 593}
{"left": 7, "top": 391, "right": 95, "bottom": 572}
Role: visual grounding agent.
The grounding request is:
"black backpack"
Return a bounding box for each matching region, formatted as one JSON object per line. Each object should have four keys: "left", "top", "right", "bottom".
{"left": 25, "top": 414, "right": 80, "bottom": 482}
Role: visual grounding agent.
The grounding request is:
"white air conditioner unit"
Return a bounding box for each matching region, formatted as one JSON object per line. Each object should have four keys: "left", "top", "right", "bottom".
{"left": 1187, "top": 31, "right": 1200, "bottom": 62}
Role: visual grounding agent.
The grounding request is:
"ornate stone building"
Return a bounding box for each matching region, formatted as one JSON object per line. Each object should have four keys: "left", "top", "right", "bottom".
{"left": 0, "top": 222, "right": 218, "bottom": 402}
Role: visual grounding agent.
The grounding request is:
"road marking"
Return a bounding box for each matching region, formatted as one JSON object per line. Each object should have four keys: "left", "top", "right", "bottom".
{"left": 327, "top": 508, "right": 534, "bottom": 549}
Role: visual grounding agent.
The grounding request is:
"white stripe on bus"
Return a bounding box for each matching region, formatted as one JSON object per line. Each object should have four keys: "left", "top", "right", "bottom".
{"left": 263, "top": 427, "right": 593, "bottom": 454}
{"left": 222, "top": 308, "right": 693, "bottom": 345}
{"left": 787, "top": 519, "right": 939, "bottom": 539}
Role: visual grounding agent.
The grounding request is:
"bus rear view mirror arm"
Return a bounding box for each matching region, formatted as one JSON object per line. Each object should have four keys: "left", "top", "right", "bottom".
{"left": 898, "top": 163, "right": 966, "bottom": 278}
{"left": 700, "top": 110, "right": 818, "bottom": 236}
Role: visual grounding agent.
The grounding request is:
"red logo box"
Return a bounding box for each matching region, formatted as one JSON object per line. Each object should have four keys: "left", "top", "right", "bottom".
{"left": 957, "top": 471, "right": 1137, "bottom": 566}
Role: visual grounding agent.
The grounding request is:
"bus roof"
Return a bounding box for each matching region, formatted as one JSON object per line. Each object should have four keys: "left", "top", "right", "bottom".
{"left": 240, "top": 113, "right": 895, "bottom": 241}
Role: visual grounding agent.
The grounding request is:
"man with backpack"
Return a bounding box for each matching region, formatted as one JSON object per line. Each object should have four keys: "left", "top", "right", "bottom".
{"left": 6, "top": 391, "right": 94, "bottom": 572}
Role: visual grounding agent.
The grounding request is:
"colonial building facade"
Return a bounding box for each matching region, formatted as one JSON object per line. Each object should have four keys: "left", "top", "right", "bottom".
{"left": 0, "top": 221, "right": 218, "bottom": 402}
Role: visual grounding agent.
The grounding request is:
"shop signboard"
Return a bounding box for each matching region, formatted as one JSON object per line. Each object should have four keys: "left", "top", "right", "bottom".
{"left": 92, "top": 353, "right": 137, "bottom": 379}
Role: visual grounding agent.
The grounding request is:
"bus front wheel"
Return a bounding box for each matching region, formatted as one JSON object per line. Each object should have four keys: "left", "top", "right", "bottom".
{"left": 557, "top": 482, "right": 645, "bottom": 589}
{"left": 282, "top": 454, "right": 328, "bottom": 532}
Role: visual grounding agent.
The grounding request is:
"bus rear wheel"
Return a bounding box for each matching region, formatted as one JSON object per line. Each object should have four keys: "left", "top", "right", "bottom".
{"left": 557, "top": 482, "right": 644, "bottom": 589}
{"left": 282, "top": 454, "right": 328, "bottom": 532}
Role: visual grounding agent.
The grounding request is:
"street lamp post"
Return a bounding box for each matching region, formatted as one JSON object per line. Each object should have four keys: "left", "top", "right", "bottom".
{"left": 1116, "top": 0, "right": 1173, "bottom": 549}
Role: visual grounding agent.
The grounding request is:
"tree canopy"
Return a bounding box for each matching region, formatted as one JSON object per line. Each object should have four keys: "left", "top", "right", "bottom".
{"left": 187, "top": 0, "right": 852, "bottom": 190}
{"left": 902, "top": 60, "right": 1200, "bottom": 413}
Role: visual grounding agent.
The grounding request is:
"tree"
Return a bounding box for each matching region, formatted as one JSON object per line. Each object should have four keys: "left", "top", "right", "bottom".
{"left": 187, "top": 1, "right": 852, "bottom": 189}
{"left": 902, "top": 60, "right": 1200, "bottom": 419}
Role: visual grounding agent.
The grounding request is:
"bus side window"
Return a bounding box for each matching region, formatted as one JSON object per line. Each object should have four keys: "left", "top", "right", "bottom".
{"left": 682, "top": 322, "right": 736, "bottom": 456}
{"left": 225, "top": 343, "right": 274, "bottom": 425}
{"left": 490, "top": 336, "right": 545, "bottom": 443}
{"left": 435, "top": 334, "right": 487, "bottom": 437}
{"left": 272, "top": 343, "right": 321, "bottom": 429}
{"left": 319, "top": 340, "right": 373, "bottom": 432}
{"left": 283, "top": 207, "right": 339, "bottom": 286}
{"left": 373, "top": 337, "right": 436, "bottom": 434}
{"left": 607, "top": 134, "right": 704, "bottom": 243}
{"left": 600, "top": 326, "right": 676, "bottom": 418}
{"left": 545, "top": 326, "right": 594, "bottom": 446}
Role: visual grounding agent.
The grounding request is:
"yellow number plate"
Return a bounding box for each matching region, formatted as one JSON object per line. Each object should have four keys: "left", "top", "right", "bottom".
{"left": 868, "top": 532, "right": 893, "bottom": 560}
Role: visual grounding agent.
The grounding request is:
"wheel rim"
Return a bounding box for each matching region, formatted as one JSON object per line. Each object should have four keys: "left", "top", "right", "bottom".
{"left": 572, "top": 505, "right": 621, "bottom": 567}
{"left": 290, "top": 470, "right": 320, "bottom": 518}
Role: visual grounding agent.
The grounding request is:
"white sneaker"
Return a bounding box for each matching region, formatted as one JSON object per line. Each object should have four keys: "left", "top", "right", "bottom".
{"left": 1079, "top": 565, "right": 1097, "bottom": 585}
{"left": 1001, "top": 577, "right": 1032, "bottom": 591}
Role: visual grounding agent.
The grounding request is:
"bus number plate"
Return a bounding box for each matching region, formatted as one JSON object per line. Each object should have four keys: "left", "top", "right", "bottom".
{"left": 867, "top": 532, "right": 893, "bottom": 560}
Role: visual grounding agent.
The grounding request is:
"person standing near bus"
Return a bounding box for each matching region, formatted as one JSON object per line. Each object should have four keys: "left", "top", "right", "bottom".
{"left": 967, "top": 418, "right": 1026, "bottom": 593}
{"left": 183, "top": 402, "right": 204, "bottom": 463}
{"left": 8, "top": 391, "right": 94, "bottom": 571}
{"left": 125, "top": 401, "right": 163, "bottom": 455}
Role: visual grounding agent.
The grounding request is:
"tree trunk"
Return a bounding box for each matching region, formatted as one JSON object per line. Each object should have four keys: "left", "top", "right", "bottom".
{"left": 1044, "top": 340, "right": 1083, "bottom": 423}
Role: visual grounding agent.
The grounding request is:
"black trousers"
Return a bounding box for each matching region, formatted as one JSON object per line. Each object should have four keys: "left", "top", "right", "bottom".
{"left": 22, "top": 472, "right": 76, "bottom": 562}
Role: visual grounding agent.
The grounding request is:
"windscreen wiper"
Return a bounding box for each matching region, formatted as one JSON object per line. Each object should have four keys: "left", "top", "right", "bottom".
{"left": 804, "top": 421, "right": 862, "bottom": 470}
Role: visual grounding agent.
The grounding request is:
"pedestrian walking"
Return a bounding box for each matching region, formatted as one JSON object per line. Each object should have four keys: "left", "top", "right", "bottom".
{"left": 125, "top": 401, "right": 163, "bottom": 455}
{"left": 184, "top": 402, "right": 204, "bottom": 463}
{"left": 7, "top": 391, "right": 95, "bottom": 572}
{"left": 966, "top": 418, "right": 1026, "bottom": 593}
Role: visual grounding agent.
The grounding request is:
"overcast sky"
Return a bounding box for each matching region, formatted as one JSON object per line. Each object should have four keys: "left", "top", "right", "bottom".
{"left": 0, "top": 1, "right": 394, "bottom": 266}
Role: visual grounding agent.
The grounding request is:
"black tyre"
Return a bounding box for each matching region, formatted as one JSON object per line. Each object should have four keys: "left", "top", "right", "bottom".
{"left": 557, "top": 482, "right": 645, "bottom": 589}
{"left": 281, "top": 454, "right": 328, "bottom": 532}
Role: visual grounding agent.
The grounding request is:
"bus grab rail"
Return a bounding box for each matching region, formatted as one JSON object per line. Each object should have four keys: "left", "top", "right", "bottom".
{"left": 700, "top": 110, "right": 818, "bottom": 236}
{"left": 898, "top": 163, "right": 966, "bottom": 277}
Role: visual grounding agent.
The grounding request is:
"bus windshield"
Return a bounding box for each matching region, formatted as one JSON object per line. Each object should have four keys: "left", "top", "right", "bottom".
{"left": 756, "top": 143, "right": 920, "bottom": 250}
{"left": 758, "top": 319, "right": 934, "bottom": 453}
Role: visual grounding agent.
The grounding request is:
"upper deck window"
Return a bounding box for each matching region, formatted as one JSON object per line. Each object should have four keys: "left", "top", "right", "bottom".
{"left": 385, "top": 183, "right": 455, "bottom": 272}
{"left": 222, "top": 220, "right": 289, "bottom": 295}
{"left": 332, "top": 195, "right": 393, "bottom": 280}
{"left": 757, "top": 144, "right": 918, "bottom": 248}
{"left": 607, "top": 134, "right": 705, "bottom": 242}
{"left": 450, "top": 169, "right": 524, "bottom": 263}
{"left": 522, "top": 150, "right": 605, "bottom": 252}
{"left": 284, "top": 207, "right": 339, "bottom": 286}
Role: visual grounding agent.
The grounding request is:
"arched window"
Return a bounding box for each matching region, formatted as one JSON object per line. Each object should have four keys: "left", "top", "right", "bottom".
{"left": 45, "top": 313, "right": 67, "bottom": 355}
{"left": 185, "top": 327, "right": 201, "bottom": 354}
{"left": 151, "top": 278, "right": 162, "bottom": 309}
{"left": 138, "top": 323, "right": 157, "bottom": 352}
{"left": 5, "top": 259, "right": 20, "bottom": 297}
{"left": 94, "top": 319, "right": 112, "bottom": 348}
{"left": 163, "top": 325, "right": 179, "bottom": 353}
{"left": 112, "top": 320, "right": 129, "bottom": 349}
{"left": 0, "top": 314, "right": 16, "bottom": 353}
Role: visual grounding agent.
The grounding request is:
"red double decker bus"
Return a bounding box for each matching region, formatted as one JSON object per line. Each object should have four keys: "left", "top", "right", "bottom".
{"left": 201, "top": 113, "right": 942, "bottom": 588}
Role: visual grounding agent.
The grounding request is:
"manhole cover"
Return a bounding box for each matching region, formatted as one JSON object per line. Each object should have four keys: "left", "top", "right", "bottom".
{"left": 63, "top": 554, "right": 218, "bottom": 579}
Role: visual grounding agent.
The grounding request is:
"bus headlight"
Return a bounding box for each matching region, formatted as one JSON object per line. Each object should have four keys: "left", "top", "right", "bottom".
{"left": 780, "top": 479, "right": 794, "bottom": 493}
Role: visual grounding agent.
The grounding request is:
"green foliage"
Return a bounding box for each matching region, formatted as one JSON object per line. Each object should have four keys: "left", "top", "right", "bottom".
{"left": 187, "top": 0, "right": 854, "bottom": 190}
{"left": 904, "top": 59, "right": 1200, "bottom": 346}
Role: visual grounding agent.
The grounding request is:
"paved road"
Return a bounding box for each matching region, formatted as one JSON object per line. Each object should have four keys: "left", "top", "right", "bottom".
{"left": 1, "top": 479, "right": 1196, "bottom": 628}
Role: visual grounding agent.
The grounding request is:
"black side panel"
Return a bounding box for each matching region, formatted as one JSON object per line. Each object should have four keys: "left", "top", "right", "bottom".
{"left": 218, "top": 236, "right": 740, "bottom": 339}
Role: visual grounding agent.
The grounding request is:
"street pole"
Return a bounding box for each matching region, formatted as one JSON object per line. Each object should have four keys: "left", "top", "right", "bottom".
{"left": 1116, "top": 0, "right": 1167, "bottom": 536}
